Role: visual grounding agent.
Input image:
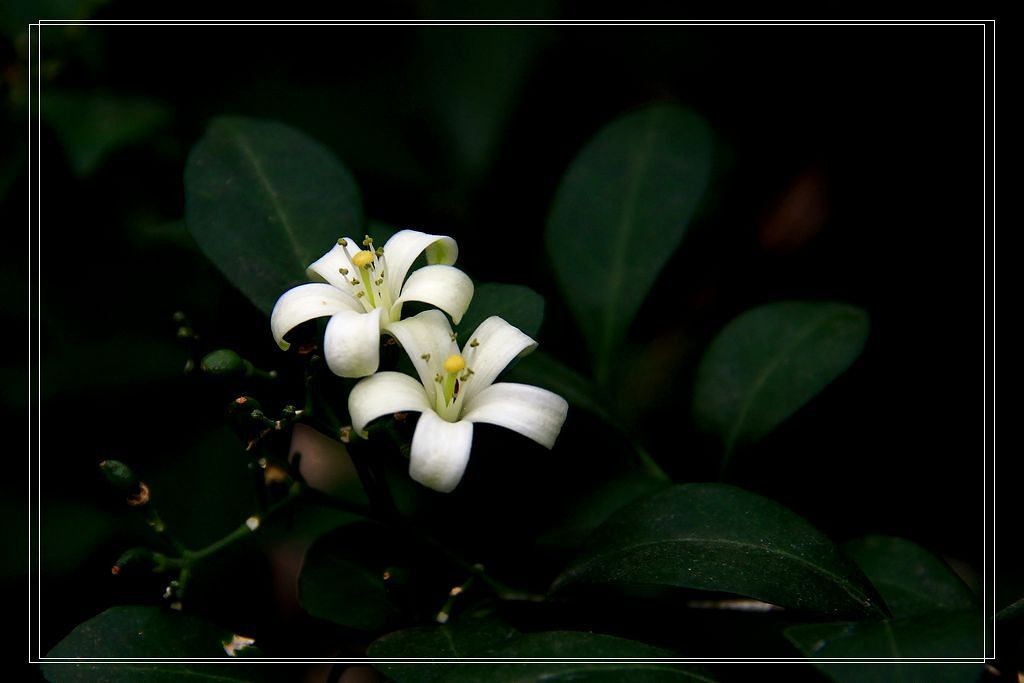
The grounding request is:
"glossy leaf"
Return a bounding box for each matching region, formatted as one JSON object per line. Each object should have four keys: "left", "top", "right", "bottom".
{"left": 457, "top": 282, "right": 545, "bottom": 340}
{"left": 185, "top": 116, "right": 363, "bottom": 314}
{"left": 439, "top": 631, "right": 716, "bottom": 682}
{"left": 845, "top": 536, "right": 976, "bottom": 618}
{"left": 553, "top": 484, "right": 883, "bottom": 619}
{"left": 369, "top": 614, "right": 518, "bottom": 683}
{"left": 786, "top": 611, "right": 983, "bottom": 683}
{"left": 692, "top": 301, "right": 869, "bottom": 460}
{"left": 43, "top": 605, "right": 263, "bottom": 681}
{"left": 546, "top": 104, "right": 713, "bottom": 383}
{"left": 297, "top": 522, "right": 402, "bottom": 631}
{"left": 539, "top": 469, "right": 670, "bottom": 548}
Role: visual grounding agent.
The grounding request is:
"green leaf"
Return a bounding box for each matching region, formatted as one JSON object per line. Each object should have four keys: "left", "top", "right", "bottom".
{"left": 539, "top": 469, "right": 670, "bottom": 548}
{"left": 546, "top": 104, "right": 713, "bottom": 384}
{"left": 368, "top": 613, "right": 518, "bottom": 683}
{"left": 692, "top": 301, "right": 869, "bottom": 461}
{"left": 844, "top": 536, "right": 975, "bottom": 618}
{"left": 457, "top": 282, "right": 545, "bottom": 340}
{"left": 997, "top": 597, "right": 1024, "bottom": 623}
{"left": 44, "top": 90, "right": 171, "bottom": 175}
{"left": 503, "top": 350, "right": 610, "bottom": 420}
{"left": 297, "top": 522, "right": 402, "bottom": 631}
{"left": 42, "top": 605, "right": 264, "bottom": 682}
{"left": 785, "top": 611, "right": 983, "bottom": 683}
{"left": 185, "top": 116, "right": 363, "bottom": 315}
{"left": 438, "top": 631, "right": 716, "bottom": 682}
{"left": 553, "top": 484, "right": 883, "bottom": 619}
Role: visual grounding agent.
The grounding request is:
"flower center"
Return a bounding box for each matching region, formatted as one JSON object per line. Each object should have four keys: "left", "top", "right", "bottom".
{"left": 335, "top": 235, "right": 395, "bottom": 317}
{"left": 430, "top": 352, "right": 475, "bottom": 422}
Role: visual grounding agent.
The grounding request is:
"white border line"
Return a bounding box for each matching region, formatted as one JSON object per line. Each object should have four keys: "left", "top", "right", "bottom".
{"left": 27, "top": 18, "right": 996, "bottom": 666}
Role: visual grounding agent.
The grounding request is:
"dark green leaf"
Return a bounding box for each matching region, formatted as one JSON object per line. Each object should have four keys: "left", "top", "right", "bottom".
{"left": 692, "top": 301, "right": 869, "bottom": 461}
{"left": 457, "top": 282, "right": 545, "bottom": 340}
{"left": 439, "top": 631, "right": 716, "bottom": 682}
{"left": 553, "top": 484, "right": 883, "bottom": 619}
{"left": 786, "top": 611, "right": 983, "bottom": 683}
{"left": 504, "top": 350, "right": 609, "bottom": 420}
{"left": 297, "top": 522, "right": 402, "bottom": 631}
{"left": 44, "top": 90, "right": 170, "bottom": 175}
{"left": 546, "top": 104, "right": 713, "bottom": 384}
{"left": 539, "top": 469, "right": 670, "bottom": 548}
{"left": 43, "top": 605, "right": 264, "bottom": 682}
{"left": 369, "top": 613, "right": 518, "bottom": 683}
{"left": 845, "top": 536, "right": 975, "bottom": 618}
{"left": 997, "top": 597, "right": 1024, "bottom": 623}
{"left": 185, "top": 117, "right": 362, "bottom": 314}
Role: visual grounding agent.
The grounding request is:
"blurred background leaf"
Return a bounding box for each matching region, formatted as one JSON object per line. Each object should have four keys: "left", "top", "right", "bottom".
{"left": 692, "top": 301, "right": 869, "bottom": 467}
{"left": 185, "top": 116, "right": 363, "bottom": 314}
{"left": 43, "top": 90, "right": 170, "bottom": 176}
{"left": 546, "top": 104, "right": 713, "bottom": 386}
{"left": 844, "top": 535, "right": 976, "bottom": 618}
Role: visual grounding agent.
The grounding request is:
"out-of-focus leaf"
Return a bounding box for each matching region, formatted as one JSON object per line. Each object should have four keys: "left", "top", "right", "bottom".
{"left": 692, "top": 301, "right": 869, "bottom": 462}
{"left": 546, "top": 104, "right": 713, "bottom": 384}
{"left": 844, "top": 536, "right": 976, "bottom": 618}
{"left": 997, "top": 597, "right": 1024, "bottom": 623}
{"left": 553, "top": 483, "right": 884, "bottom": 619}
{"left": 43, "top": 605, "right": 265, "bottom": 681}
{"left": 369, "top": 613, "right": 518, "bottom": 683}
{"left": 438, "top": 631, "right": 715, "bottom": 682}
{"left": 44, "top": 91, "right": 171, "bottom": 175}
{"left": 457, "top": 282, "right": 544, "bottom": 340}
{"left": 785, "top": 611, "right": 983, "bottom": 683}
{"left": 297, "top": 522, "right": 402, "bottom": 631}
{"left": 185, "top": 117, "right": 362, "bottom": 315}
{"left": 504, "top": 350, "right": 609, "bottom": 420}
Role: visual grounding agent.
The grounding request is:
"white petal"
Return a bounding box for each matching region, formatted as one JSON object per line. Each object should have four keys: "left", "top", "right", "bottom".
{"left": 459, "top": 317, "right": 538, "bottom": 403}
{"left": 382, "top": 229, "right": 458, "bottom": 297}
{"left": 409, "top": 410, "right": 474, "bottom": 493}
{"left": 348, "top": 372, "right": 431, "bottom": 435}
{"left": 463, "top": 382, "right": 568, "bottom": 449}
{"left": 383, "top": 309, "right": 458, "bottom": 389}
{"left": 270, "top": 283, "right": 362, "bottom": 350}
{"left": 323, "top": 307, "right": 384, "bottom": 378}
{"left": 391, "top": 265, "right": 474, "bottom": 324}
{"left": 307, "top": 241, "right": 360, "bottom": 290}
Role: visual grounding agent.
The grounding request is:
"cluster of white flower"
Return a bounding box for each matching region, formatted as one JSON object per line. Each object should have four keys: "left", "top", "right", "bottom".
{"left": 271, "top": 230, "right": 568, "bottom": 493}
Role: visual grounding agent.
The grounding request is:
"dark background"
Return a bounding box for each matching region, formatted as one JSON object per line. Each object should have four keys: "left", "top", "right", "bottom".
{"left": 2, "top": 9, "right": 1003, "bottom": 673}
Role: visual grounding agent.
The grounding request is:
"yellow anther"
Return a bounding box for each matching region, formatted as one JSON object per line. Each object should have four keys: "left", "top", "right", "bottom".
{"left": 352, "top": 250, "right": 375, "bottom": 268}
{"left": 443, "top": 355, "right": 466, "bottom": 374}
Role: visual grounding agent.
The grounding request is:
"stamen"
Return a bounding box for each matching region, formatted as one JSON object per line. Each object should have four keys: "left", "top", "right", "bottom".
{"left": 338, "top": 267, "right": 349, "bottom": 275}
{"left": 469, "top": 338, "right": 480, "bottom": 348}
{"left": 375, "top": 247, "right": 384, "bottom": 256}
{"left": 356, "top": 291, "right": 365, "bottom": 298}
{"left": 337, "top": 238, "right": 348, "bottom": 247}
{"left": 449, "top": 331, "right": 458, "bottom": 342}
{"left": 420, "top": 353, "right": 431, "bottom": 362}
{"left": 434, "top": 373, "right": 443, "bottom": 383}
{"left": 350, "top": 278, "right": 360, "bottom": 286}
{"left": 362, "top": 235, "right": 374, "bottom": 246}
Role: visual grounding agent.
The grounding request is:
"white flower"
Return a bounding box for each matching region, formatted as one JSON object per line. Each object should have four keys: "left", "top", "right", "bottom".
{"left": 271, "top": 229, "right": 474, "bottom": 378}
{"left": 348, "top": 310, "right": 569, "bottom": 493}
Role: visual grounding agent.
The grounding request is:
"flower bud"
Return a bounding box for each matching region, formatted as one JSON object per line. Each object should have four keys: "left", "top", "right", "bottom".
{"left": 99, "top": 460, "right": 139, "bottom": 493}
{"left": 201, "top": 349, "right": 253, "bottom": 377}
